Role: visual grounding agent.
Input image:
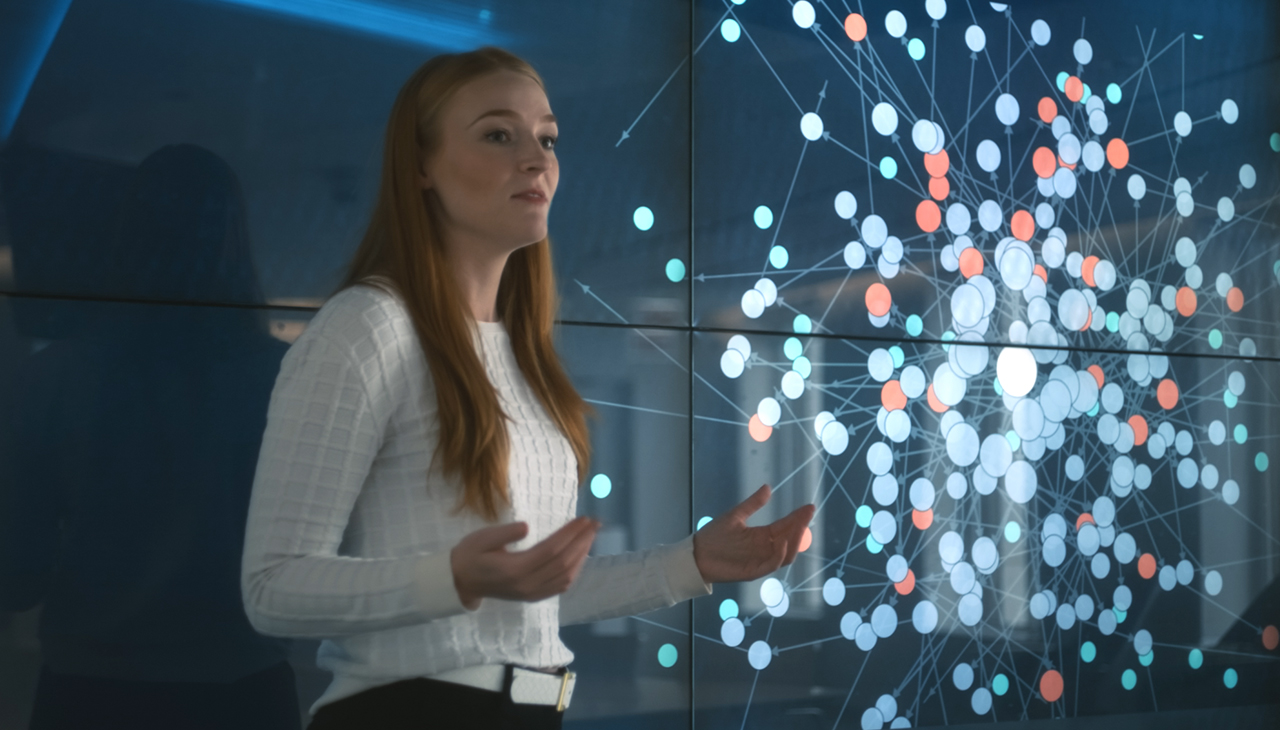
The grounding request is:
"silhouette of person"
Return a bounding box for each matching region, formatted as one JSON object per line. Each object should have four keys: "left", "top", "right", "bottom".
{"left": 0, "top": 143, "right": 302, "bottom": 729}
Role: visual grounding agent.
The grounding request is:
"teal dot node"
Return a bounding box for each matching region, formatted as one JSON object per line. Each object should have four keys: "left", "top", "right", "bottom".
{"left": 906, "top": 314, "right": 923, "bottom": 336}
{"left": 1004, "top": 521, "right": 1022, "bottom": 543}
{"left": 1189, "top": 649, "right": 1203, "bottom": 669}
{"left": 793, "top": 313, "right": 812, "bottom": 333}
{"left": 784, "top": 337, "right": 803, "bottom": 360}
{"left": 658, "top": 643, "right": 678, "bottom": 668}
{"left": 719, "top": 598, "right": 739, "bottom": 620}
{"left": 880, "top": 156, "right": 898, "bottom": 179}
{"left": 1224, "top": 668, "right": 1238, "bottom": 688}
{"left": 633, "top": 206, "right": 654, "bottom": 231}
{"left": 1106, "top": 83, "right": 1122, "bottom": 104}
{"left": 1256, "top": 452, "right": 1269, "bottom": 472}
{"left": 1209, "top": 329, "right": 1223, "bottom": 349}
{"left": 856, "top": 505, "right": 873, "bottom": 528}
{"left": 889, "top": 346, "right": 905, "bottom": 368}
{"left": 590, "top": 474, "right": 612, "bottom": 498}
{"left": 1081, "top": 641, "right": 1097, "bottom": 663}
{"left": 770, "top": 245, "right": 790, "bottom": 269}
{"left": 1122, "top": 669, "right": 1137, "bottom": 690}
{"left": 908, "top": 38, "right": 926, "bottom": 60}
{"left": 665, "top": 258, "right": 686, "bottom": 282}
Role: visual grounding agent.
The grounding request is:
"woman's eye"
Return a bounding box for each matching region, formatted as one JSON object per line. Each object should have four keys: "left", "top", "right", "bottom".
{"left": 542, "top": 136, "right": 558, "bottom": 150}
{"left": 486, "top": 129, "right": 510, "bottom": 142}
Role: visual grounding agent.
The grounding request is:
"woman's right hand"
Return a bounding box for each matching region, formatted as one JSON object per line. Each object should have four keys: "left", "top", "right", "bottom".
{"left": 449, "top": 516, "right": 601, "bottom": 610}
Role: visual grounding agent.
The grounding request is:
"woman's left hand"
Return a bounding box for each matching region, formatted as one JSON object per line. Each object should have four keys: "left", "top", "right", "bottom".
{"left": 692, "top": 484, "right": 816, "bottom": 584}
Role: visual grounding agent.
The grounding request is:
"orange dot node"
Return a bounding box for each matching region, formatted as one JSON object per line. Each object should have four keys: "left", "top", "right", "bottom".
{"left": 1037, "top": 97, "right": 1057, "bottom": 124}
{"left": 1107, "top": 138, "right": 1130, "bottom": 169}
{"left": 882, "top": 380, "right": 908, "bottom": 411}
{"left": 1081, "top": 309, "right": 1092, "bottom": 332}
{"left": 1081, "top": 256, "right": 1099, "bottom": 287}
{"left": 1087, "top": 365, "right": 1105, "bottom": 388}
{"left": 1033, "top": 264, "right": 1048, "bottom": 283}
{"left": 798, "top": 527, "right": 813, "bottom": 553}
{"left": 1176, "top": 286, "right": 1197, "bottom": 317}
{"left": 866, "top": 282, "right": 892, "bottom": 317}
{"left": 1076, "top": 513, "right": 1096, "bottom": 531}
{"left": 1264, "top": 625, "right": 1279, "bottom": 651}
{"left": 913, "top": 508, "right": 934, "bottom": 530}
{"left": 844, "top": 13, "right": 867, "bottom": 42}
{"left": 917, "top": 199, "right": 942, "bottom": 232}
{"left": 1128, "top": 415, "right": 1149, "bottom": 446}
{"left": 748, "top": 414, "right": 772, "bottom": 442}
{"left": 1227, "top": 287, "right": 1244, "bottom": 312}
{"left": 929, "top": 176, "right": 951, "bottom": 201}
{"left": 959, "top": 247, "right": 984, "bottom": 278}
{"left": 927, "top": 383, "right": 949, "bottom": 413}
{"left": 1041, "top": 670, "right": 1064, "bottom": 703}
{"left": 1033, "top": 147, "right": 1057, "bottom": 178}
{"left": 894, "top": 568, "right": 916, "bottom": 595}
{"left": 924, "top": 149, "right": 950, "bottom": 177}
{"left": 1065, "top": 76, "right": 1084, "bottom": 102}
{"left": 1138, "top": 553, "right": 1157, "bottom": 579}
{"left": 1157, "top": 379, "right": 1179, "bottom": 410}
{"left": 1011, "top": 210, "right": 1036, "bottom": 242}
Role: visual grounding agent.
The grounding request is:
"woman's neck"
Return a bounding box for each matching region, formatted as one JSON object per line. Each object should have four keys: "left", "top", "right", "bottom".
{"left": 445, "top": 244, "right": 510, "bottom": 323}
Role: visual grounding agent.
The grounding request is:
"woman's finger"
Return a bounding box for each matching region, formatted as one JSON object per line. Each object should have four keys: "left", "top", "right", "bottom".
{"left": 465, "top": 521, "right": 530, "bottom": 552}
{"left": 725, "top": 484, "right": 772, "bottom": 522}
{"left": 517, "top": 517, "right": 595, "bottom": 572}
{"left": 522, "top": 519, "right": 598, "bottom": 593}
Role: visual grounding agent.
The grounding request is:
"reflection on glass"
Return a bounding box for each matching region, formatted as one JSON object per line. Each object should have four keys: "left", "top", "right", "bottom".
{"left": 1, "top": 145, "right": 300, "bottom": 729}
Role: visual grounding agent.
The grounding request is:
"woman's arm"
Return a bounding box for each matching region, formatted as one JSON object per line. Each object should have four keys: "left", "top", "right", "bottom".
{"left": 557, "top": 534, "right": 712, "bottom": 626}
{"left": 240, "top": 327, "right": 474, "bottom": 639}
{"left": 557, "top": 484, "right": 814, "bottom": 626}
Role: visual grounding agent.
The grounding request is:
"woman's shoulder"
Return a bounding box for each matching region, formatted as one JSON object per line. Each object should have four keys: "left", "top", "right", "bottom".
{"left": 299, "top": 278, "right": 415, "bottom": 364}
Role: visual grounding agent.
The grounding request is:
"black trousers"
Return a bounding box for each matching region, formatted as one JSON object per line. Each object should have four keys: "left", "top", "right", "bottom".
{"left": 306, "top": 665, "right": 565, "bottom": 730}
{"left": 28, "top": 660, "right": 301, "bottom": 730}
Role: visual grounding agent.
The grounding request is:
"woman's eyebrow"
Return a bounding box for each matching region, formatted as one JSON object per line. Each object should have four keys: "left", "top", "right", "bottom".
{"left": 468, "top": 110, "right": 558, "bottom": 127}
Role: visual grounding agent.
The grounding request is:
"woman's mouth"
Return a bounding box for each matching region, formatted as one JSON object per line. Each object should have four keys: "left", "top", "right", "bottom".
{"left": 513, "top": 189, "right": 547, "bottom": 204}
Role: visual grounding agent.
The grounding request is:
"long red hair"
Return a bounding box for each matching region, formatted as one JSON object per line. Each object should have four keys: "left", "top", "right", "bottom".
{"left": 336, "top": 47, "right": 591, "bottom": 521}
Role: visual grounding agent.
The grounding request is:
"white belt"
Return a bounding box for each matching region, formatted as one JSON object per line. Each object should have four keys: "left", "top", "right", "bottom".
{"left": 428, "top": 664, "right": 576, "bottom": 711}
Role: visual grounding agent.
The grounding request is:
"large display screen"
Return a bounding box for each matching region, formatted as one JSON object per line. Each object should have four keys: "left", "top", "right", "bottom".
{"left": 0, "top": 1, "right": 1276, "bottom": 728}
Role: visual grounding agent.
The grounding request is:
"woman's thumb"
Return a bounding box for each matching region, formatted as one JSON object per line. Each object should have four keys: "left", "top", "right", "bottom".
{"left": 468, "top": 521, "right": 529, "bottom": 552}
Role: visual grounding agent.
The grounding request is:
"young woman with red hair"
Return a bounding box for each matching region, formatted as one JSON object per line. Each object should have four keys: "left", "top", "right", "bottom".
{"left": 241, "top": 47, "right": 814, "bottom": 730}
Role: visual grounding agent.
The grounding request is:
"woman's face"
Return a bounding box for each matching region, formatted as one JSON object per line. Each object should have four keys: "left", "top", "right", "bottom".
{"left": 420, "top": 69, "right": 558, "bottom": 258}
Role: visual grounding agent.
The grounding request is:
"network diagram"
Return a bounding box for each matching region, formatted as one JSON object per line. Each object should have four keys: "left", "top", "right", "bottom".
{"left": 589, "top": 0, "right": 1280, "bottom": 726}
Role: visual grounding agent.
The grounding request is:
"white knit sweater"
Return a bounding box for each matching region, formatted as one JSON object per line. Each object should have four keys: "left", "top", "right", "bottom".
{"left": 240, "top": 283, "right": 712, "bottom": 717}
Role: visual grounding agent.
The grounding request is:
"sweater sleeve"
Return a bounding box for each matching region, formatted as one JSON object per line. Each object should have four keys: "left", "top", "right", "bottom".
{"left": 558, "top": 533, "right": 713, "bottom": 626}
{"left": 240, "top": 328, "right": 473, "bottom": 639}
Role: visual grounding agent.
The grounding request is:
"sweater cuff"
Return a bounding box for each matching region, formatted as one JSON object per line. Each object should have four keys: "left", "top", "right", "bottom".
{"left": 413, "top": 552, "right": 477, "bottom": 618}
{"left": 661, "top": 533, "right": 714, "bottom": 602}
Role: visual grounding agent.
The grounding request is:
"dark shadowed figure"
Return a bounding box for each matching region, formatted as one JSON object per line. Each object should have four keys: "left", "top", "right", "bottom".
{"left": 0, "top": 144, "right": 301, "bottom": 730}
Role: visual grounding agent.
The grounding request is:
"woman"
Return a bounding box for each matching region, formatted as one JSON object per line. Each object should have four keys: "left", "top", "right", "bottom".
{"left": 240, "top": 46, "right": 815, "bottom": 730}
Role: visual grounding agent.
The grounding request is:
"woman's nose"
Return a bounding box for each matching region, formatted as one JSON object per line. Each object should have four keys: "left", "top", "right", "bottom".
{"left": 519, "top": 139, "right": 552, "bottom": 172}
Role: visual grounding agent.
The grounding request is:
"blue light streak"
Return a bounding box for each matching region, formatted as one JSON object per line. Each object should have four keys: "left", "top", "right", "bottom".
{"left": 2, "top": 0, "right": 74, "bottom": 142}
{"left": 208, "top": 0, "right": 503, "bottom": 51}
